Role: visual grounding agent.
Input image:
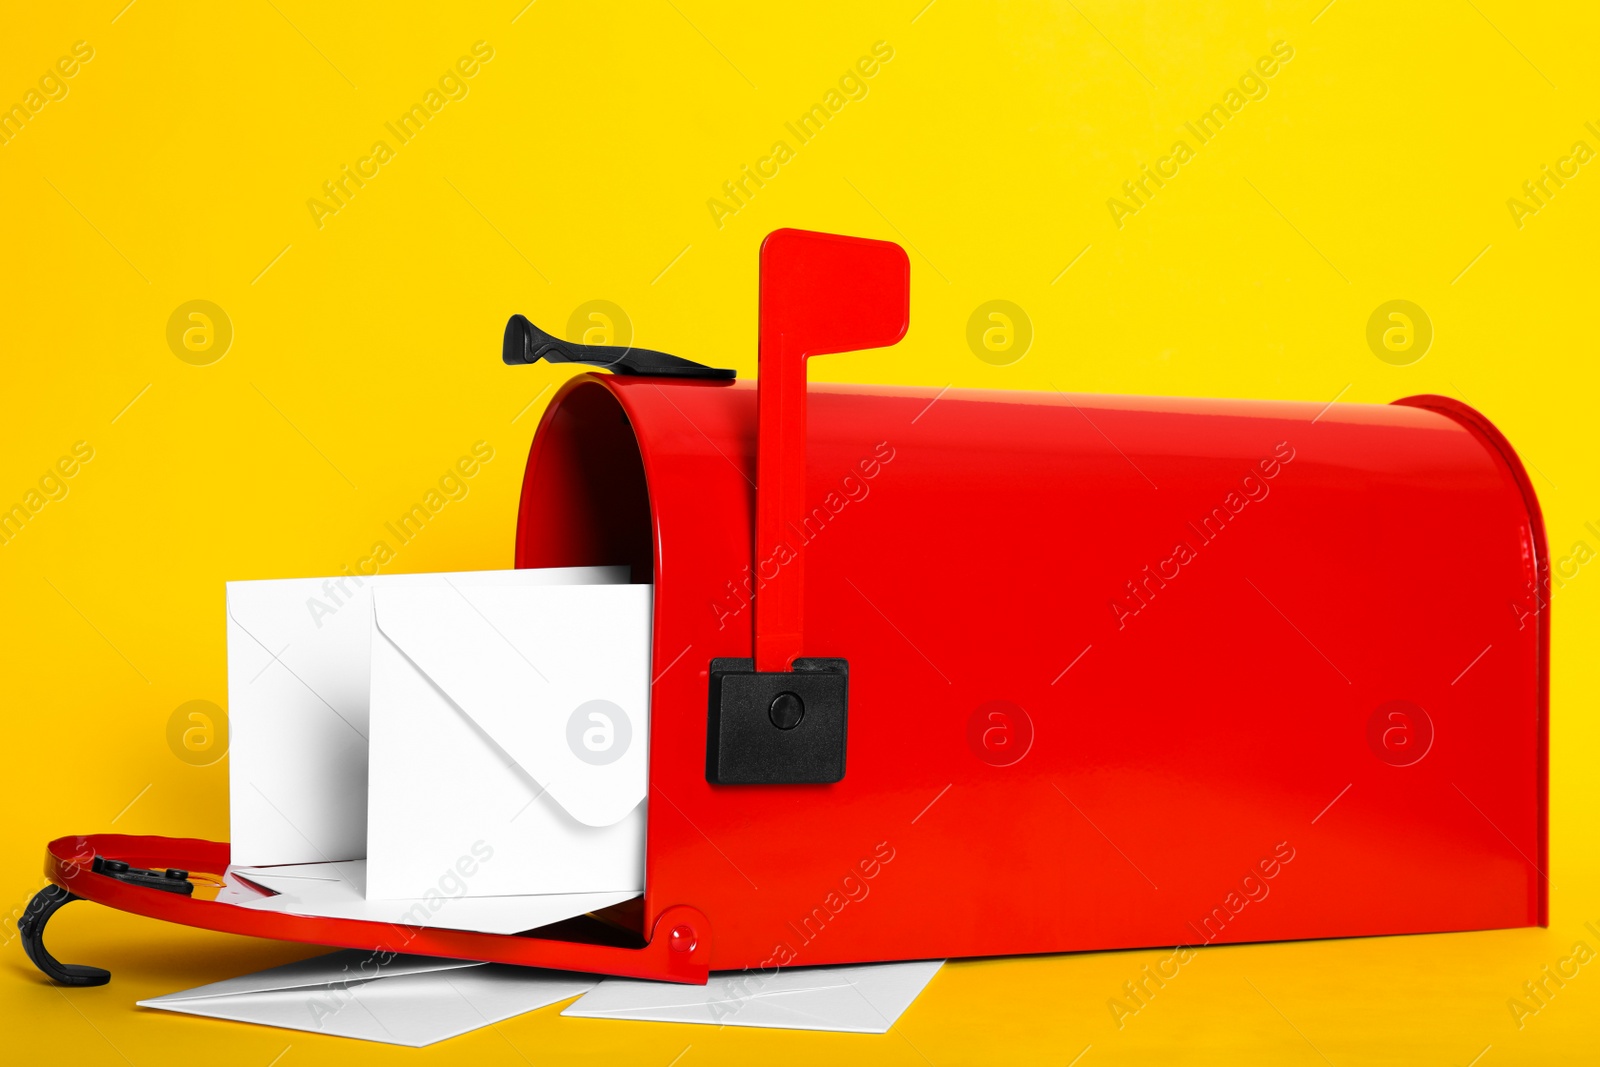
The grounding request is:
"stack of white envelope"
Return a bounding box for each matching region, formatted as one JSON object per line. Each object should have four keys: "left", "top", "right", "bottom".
{"left": 139, "top": 950, "right": 946, "bottom": 1044}
{"left": 225, "top": 565, "right": 651, "bottom": 933}
{"left": 139, "top": 950, "right": 601, "bottom": 1046}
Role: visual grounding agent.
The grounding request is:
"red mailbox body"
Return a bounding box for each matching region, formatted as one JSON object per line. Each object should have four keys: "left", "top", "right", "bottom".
{"left": 514, "top": 369, "right": 1548, "bottom": 974}
{"left": 31, "top": 230, "right": 1547, "bottom": 986}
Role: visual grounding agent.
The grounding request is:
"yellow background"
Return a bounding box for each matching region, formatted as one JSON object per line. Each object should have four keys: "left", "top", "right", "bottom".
{"left": 3, "top": 0, "right": 1598, "bottom": 1062}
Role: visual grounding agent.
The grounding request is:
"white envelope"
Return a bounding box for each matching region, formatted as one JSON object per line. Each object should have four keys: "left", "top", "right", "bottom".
{"left": 227, "top": 566, "right": 625, "bottom": 867}
{"left": 366, "top": 582, "right": 652, "bottom": 899}
{"left": 139, "top": 949, "right": 596, "bottom": 1046}
{"left": 212, "top": 865, "right": 272, "bottom": 906}
{"left": 562, "top": 960, "right": 945, "bottom": 1033}
{"left": 228, "top": 861, "right": 635, "bottom": 935}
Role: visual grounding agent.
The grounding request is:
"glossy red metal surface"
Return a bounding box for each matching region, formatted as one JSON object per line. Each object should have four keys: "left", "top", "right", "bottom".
{"left": 515, "top": 373, "right": 1548, "bottom": 973}
{"left": 41, "top": 835, "right": 711, "bottom": 983}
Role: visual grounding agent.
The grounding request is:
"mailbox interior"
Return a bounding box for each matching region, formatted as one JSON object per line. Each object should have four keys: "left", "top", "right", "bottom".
{"left": 515, "top": 379, "right": 655, "bottom": 584}
{"left": 514, "top": 378, "right": 657, "bottom": 941}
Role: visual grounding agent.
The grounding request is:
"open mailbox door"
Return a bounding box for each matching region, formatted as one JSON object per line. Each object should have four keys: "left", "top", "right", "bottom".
{"left": 24, "top": 229, "right": 1547, "bottom": 987}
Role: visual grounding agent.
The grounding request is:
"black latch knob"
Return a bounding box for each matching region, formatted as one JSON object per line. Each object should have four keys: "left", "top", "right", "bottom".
{"left": 769, "top": 692, "right": 805, "bottom": 730}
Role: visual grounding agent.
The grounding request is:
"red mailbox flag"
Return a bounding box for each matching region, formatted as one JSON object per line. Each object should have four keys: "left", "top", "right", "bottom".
{"left": 755, "top": 229, "right": 911, "bottom": 672}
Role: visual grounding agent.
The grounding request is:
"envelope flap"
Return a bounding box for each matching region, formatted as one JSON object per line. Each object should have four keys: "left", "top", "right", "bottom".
{"left": 371, "top": 583, "right": 651, "bottom": 828}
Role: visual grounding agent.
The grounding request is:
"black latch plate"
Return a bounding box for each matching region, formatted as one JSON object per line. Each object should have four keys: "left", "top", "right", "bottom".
{"left": 91, "top": 855, "right": 195, "bottom": 894}
{"left": 707, "top": 658, "right": 848, "bottom": 784}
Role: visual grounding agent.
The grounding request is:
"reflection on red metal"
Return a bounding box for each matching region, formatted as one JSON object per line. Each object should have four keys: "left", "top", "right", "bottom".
{"left": 36, "top": 230, "right": 1547, "bottom": 984}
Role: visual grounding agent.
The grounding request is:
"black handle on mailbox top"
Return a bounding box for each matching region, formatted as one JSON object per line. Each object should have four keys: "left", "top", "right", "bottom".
{"left": 502, "top": 314, "right": 735, "bottom": 380}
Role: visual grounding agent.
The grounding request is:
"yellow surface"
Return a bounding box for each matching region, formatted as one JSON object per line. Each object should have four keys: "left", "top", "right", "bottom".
{"left": 3, "top": 1, "right": 1598, "bottom": 1062}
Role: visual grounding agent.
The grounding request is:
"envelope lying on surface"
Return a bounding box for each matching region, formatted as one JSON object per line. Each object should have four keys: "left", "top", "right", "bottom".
{"left": 229, "top": 862, "right": 637, "bottom": 935}
{"left": 562, "top": 960, "right": 945, "bottom": 1033}
{"left": 227, "top": 565, "right": 626, "bottom": 867}
{"left": 139, "top": 949, "right": 596, "bottom": 1047}
{"left": 366, "top": 582, "right": 652, "bottom": 899}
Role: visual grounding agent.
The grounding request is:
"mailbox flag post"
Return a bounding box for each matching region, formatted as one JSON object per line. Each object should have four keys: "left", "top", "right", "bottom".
{"left": 754, "top": 229, "right": 911, "bottom": 672}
